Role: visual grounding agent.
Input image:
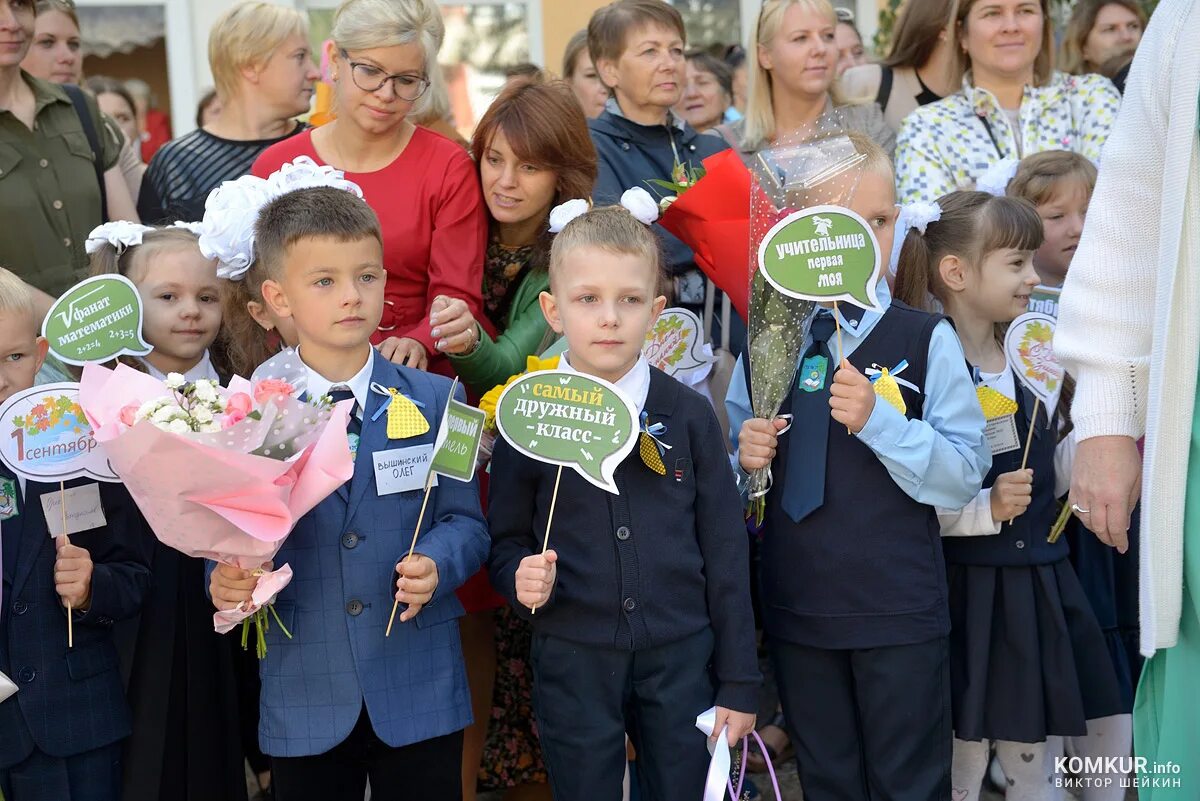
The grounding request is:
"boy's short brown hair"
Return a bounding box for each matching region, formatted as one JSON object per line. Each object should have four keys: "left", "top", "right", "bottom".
{"left": 548, "top": 205, "right": 665, "bottom": 293}
{"left": 587, "top": 0, "right": 686, "bottom": 68}
{"left": 254, "top": 188, "right": 383, "bottom": 279}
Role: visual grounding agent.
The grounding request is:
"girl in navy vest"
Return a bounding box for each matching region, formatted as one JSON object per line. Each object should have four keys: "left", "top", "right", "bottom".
{"left": 894, "top": 191, "right": 1128, "bottom": 801}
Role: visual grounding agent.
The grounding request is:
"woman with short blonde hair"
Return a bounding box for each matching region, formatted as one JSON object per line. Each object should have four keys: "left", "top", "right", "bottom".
{"left": 138, "top": 0, "right": 318, "bottom": 223}
{"left": 720, "top": 0, "right": 894, "bottom": 162}
{"left": 254, "top": 0, "right": 487, "bottom": 377}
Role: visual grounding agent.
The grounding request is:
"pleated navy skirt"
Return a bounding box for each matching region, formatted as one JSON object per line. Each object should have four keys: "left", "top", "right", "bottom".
{"left": 947, "top": 559, "right": 1125, "bottom": 743}
{"left": 1066, "top": 510, "right": 1143, "bottom": 712}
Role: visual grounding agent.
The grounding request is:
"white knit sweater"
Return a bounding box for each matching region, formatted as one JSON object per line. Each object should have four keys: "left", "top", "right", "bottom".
{"left": 1055, "top": 0, "right": 1200, "bottom": 657}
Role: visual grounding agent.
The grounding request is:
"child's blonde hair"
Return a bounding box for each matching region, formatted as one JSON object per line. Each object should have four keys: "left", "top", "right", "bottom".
{"left": 894, "top": 191, "right": 1043, "bottom": 313}
{"left": 1006, "top": 151, "right": 1098, "bottom": 208}
{"left": 548, "top": 205, "right": 665, "bottom": 294}
{"left": 0, "top": 268, "right": 35, "bottom": 321}
{"left": 89, "top": 226, "right": 203, "bottom": 282}
{"left": 785, "top": 130, "right": 893, "bottom": 209}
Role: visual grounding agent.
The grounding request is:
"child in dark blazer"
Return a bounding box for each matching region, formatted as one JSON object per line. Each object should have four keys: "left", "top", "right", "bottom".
{"left": 0, "top": 268, "right": 152, "bottom": 801}
{"left": 488, "top": 203, "right": 760, "bottom": 801}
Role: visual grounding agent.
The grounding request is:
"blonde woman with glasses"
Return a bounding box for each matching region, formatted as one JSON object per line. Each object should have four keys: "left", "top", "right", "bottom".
{"left": 253, "top": 0, "right": 487, "bottom": 377}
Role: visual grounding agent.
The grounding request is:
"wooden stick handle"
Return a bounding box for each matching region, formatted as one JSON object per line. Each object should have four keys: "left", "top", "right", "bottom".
{"left": 1008, "top": 397, "right": 1041, "bottom": 525}
{"left": 531, "top": 465, "right": 564, "bottom": 615}
{"left": 833, "top": 303, "right": 851, "bottom": 435}
{"left": 386, "top": 467, "right": 436, "bottom": 637}
{"left": 60, "top": 481, "right": 72, "bottom": 649}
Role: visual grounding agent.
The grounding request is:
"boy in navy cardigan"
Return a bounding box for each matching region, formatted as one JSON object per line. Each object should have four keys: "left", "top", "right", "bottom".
{"left": 728, "top": 137, "right": 991, "bottom": 801}
{"left": 488, "top": 204, "right": 760, "bottom": 801}
{"left": 0, "top": 268, "right": 152, "bottom": 801}
{"left": 209, "top": 186, "right": 489, "bottom": 801}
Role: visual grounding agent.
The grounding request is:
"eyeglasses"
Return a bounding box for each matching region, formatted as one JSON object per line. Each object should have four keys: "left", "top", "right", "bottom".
{"left": 835, "top": 7, "right": 855, "bottom": 23}
{"left": 340, "top": 50, "right": 430, "bottom": 102}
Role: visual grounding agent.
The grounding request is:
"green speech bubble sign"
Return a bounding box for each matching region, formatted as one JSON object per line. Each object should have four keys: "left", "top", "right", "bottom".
{"left": 495, "top": 370, "right": 638, "bottom": 494}
{"left": 431, "top": 397, "right": 487, "bottom": 483}
{"left": 43, "top": 274, "right": 152, "bottom": 366}
{"left": 757, "top": 205, "right": 884, "bottom": 312}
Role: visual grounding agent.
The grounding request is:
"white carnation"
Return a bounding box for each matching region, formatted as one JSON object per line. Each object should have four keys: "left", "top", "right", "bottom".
{"left": 192, "top": 380, "right": 219, "bottom": 403}
{"left": 192, "top": 405, "right": 215, "bottom": 424}
{"left": 135, "top": 398, "right": 163, "bottom": 421}
{"left": 164, "top": 373, "right": 186, "bottom": 390}
{"left": 198, "top": 421, "right": 222, "bottom": 434}
{"left": 619, "top": 187, "right": 660, "bottom": 225}
{"left": 166, "top": 418, "right": 192, "bottom": 435}
{"left": 151, "top": 403, "right": 186, "bottom": 424}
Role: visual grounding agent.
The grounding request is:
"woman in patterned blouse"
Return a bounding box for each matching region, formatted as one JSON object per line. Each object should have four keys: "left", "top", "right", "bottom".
{"left": 895, "top": 0, "right": 1121, "bottom": 205}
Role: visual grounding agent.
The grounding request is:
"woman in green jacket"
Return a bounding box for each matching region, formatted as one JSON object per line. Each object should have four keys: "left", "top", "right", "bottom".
{"left": 426, "top": 76, "right": 596, "bottom": 801}
{"left": 429, "top": 76, "right": 597, "bottom": 396}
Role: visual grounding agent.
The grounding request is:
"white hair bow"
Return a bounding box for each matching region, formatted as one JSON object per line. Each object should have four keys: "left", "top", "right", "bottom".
{"left": 85, "top": 221, "right": 155, "bottom": 255}
{"left": 546, "top": 187, "right": 661, "bottom": 234}
{"left": 888, "top": 201, "right": 942, "bottom": 276}
{"left": 976, "top": 158, "right": 1020, "bottom": 197}
{"left": 196, "top": 156, "right": 364, "bottom": 281}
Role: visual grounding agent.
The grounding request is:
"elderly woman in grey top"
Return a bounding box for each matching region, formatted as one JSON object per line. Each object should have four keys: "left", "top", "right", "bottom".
{"left": 717, "top": 0, "right": 894, "bottom": 165}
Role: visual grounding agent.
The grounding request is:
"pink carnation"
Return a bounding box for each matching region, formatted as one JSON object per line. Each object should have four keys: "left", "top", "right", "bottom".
{"left": 119, "top": 403, "right": 139, "bottom": 427}
{"left": 253, "top": 378, "right": 295, "bottom": 406}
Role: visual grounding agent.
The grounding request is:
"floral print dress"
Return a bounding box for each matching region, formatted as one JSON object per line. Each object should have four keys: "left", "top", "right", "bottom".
{"left": 476, "top": 237, "right": 549, "bottom": 791}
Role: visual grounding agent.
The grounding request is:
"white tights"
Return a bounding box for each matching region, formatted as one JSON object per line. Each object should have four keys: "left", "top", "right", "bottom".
{"left": 1067, "top": 714, "right": 1134, "bottom": 801}
{"left": 951, "top": 737, "right": 1063, "bottom": 801}
{"left": 951, "top": 715, "right": 1133, "bottom": 801}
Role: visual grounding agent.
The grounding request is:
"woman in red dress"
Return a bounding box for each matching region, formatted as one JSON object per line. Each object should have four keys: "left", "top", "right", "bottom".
{"left": 252, "top": 0, "right": 487, "bottom": 376}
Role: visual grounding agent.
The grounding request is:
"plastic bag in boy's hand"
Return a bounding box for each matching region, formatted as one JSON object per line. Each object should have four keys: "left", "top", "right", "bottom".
{"left": 394, "top": 554, "right": 439, "bottom": 622}
{"left": 515, "top": 550, "right": 557, "bottom": 609}
{"left": 738, "top": 418, "right": 788, "bottom": 472}
{"left": 990, "top": 469, "right": 1033, "bottom": 522}
{"left": 829, "top": 360, "right": 876, "bottom": 433}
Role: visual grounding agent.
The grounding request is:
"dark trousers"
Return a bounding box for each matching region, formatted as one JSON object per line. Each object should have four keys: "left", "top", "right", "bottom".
{"left": 0, "top": 741, "right": 122, "bottom": 801}
{"left": 771, "top": 637, "right": 952, "bottom": 801}
{"left": 270, "top": 705, "right": 463, "bottom": 801}
{"left": 531, "top": 628, "right": 716, "bottom": 801}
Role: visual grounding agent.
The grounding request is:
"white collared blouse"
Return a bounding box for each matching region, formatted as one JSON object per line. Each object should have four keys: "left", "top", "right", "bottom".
{"left": 895, "top": 71, "right": 1121, "bottom": 205}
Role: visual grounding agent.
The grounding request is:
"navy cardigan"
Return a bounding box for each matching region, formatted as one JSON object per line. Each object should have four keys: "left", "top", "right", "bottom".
{"left": 487, "top": 367, "right": 761, "bottom": 713}
{"left": 589, "top": 108, "right": 729, "bottom": 278}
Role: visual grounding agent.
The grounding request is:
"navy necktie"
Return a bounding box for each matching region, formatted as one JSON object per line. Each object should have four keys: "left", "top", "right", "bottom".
{"left": 329, "top": 387, "right": 361, "bottom": 455}
{"left": 781, "top": 311, "right": 836, "bottom": 523}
